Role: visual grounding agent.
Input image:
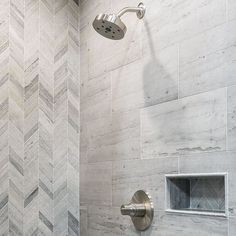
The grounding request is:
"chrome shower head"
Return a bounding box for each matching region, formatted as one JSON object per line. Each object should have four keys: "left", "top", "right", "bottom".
{"left": 93, "top": 13, "right": 127, "bottom": 40}
{"left": 93, "top": 3, "right": 146, "bottom": 40}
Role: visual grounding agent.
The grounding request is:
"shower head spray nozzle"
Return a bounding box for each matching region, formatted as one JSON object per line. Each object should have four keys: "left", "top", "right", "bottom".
{"left": 93, "top": 3, "right": 146, "bottom": 40}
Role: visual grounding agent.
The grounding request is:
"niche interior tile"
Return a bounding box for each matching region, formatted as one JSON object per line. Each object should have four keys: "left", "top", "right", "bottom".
{"left": 112, "top": 157, "right": 178, "bottom": 210}
{"left": 112, "top": 44, "right": 178, "bottom": 113}
{"left": 141, "top": 88, "right": 227, "bottom": 159}
{"left": 80, "top": 162, "right": 112, "bottom": 206}
{"left": 143, "top": 0, "right": 226, "bottom": 53}
{"left": 179, "top": 151, "right": 236, "bottom": 217}
{"left": 141, "top": 210, "right": 228, "bottom": 236}
{"left": 228, "top": 86, "right": 236, "bottom": 151}
{"left": 88, "top": 206, "right": 141, "bottom": 236}
{"left": 180, "top": 20, "right": 236, "bottom": 97}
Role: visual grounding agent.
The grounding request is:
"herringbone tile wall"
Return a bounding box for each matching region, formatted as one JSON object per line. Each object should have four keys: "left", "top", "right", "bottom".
{"left": 0, "top": 0, "right": 80, "bottom": 235}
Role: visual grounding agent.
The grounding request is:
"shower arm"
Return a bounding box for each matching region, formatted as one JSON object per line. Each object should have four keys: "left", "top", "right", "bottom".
{"left": 117, "top": 3, "right": 146, "bottom": 19}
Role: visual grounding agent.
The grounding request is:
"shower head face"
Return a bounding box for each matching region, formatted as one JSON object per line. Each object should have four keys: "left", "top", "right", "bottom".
{"left": 93, "top": 13, "right": 127, "bottom": 40}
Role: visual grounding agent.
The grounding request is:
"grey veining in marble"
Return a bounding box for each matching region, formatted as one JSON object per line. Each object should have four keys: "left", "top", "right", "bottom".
{"left": 112, "top": 157, "right": 178, "bottom": 211}
{"left": 179, "top": 151, "right": 236, "bottom": 217}
{"left": 180, "top": 20, "right": 236, "bottom": 97}
{"left": 228, "top": 86, "right": 236, "bottom": 151}
{"left": 80, "top": 162, "right": 112, "bottom": 206}
{"left": 141, "top": 211, "right": 228, "bottom": 236}
{"left": 80, "top": 0, "right": 236, "bottom": 235}
{"left": 88, "top": 206, "right": 140, "bottom": 236}
{"left": 0, "top": 0, "right": 80, "bottom": 235}
{"left": 141, "top": 88, "right": 227, "bottom": 158}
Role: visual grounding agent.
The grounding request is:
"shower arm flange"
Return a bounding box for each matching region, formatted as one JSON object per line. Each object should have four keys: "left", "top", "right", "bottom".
{"left": 117, "top": 3, "right": 146, "bottom": 19}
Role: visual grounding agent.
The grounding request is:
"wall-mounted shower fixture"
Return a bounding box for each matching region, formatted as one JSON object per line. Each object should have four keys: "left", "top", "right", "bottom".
{"left": 120, "top": 190, "right": 154, "bottom": 231}
{"left": 93, "top": 3, "right": 146, "bottom": 40}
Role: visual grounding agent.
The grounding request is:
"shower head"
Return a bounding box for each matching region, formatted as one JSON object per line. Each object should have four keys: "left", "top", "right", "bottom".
{"left": 93, "top": 3, "right": 146, "bottom": 40}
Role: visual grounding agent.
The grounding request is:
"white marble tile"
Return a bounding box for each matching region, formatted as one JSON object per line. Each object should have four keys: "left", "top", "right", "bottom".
{"left": 80, "top": 162, "right": 112, "bottom": 206}
{"left": 111, "top": 110, "right": 141, "bottom": 161}
{"left": 143, "top": 0, "right": 226, "bottom": 53}
{"left": 228, "top": 86, "right": 236, "bottom": 151}
{"left": 141, "top": 210, "right": 228, "bottom": 236}
{"left": 141, "top": 88, "right": 227, "bottom": 158}
{"left": 112, "top": 157, "right": 178, "bottom": 211}
{"left": 229, "top": 217, "right": 236, "bottom": 236}
{"left": 81, "top": 73, "right": 111, "bottom": 122}
{"left": 228, "top": 0, "right": 236, "bottom": 21}
{"left": 112, "top": 44, "right": 178, "bottom": 113}
{"left": 179, "top": 20, "right": 236, "bottom": 97}
{"left": 80, "top": 206, "right": 88, "bottom": 236}
{"left": 88, "top": 206, "right": 140, "bottom": 236}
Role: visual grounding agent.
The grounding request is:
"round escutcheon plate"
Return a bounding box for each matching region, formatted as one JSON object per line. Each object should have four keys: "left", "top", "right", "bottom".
{"left": 131, "top": 190, "right": 154, "bottom": 231}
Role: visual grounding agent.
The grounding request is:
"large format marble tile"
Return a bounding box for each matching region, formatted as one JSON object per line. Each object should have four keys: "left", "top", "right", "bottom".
{"left": 228, "top": 0, "right": 236, "bottom": 21}
{"left": 141, "top": 211, "right": 228, "bottom": 236}
{"left": 81, "top": 73, "right": 111, "bottom": 122}
{"left": 143, "top": 0, "right": 226, "bottom": 53}
{"left": 179, "top": 20, "right": 236, "bottom": 97}
{"left": 80, "top": 206, "right": 88, "bottom": 236}
{"left": 80, "top": 162, "right": 112, "bottom": 206}
{"left": 229, "top": 217, "right": 236, "bottom": 236}
{"left": 141, "top": 88, "right": 227, "bottom": 159}
{"left": 88, "top": 206, "right": 141, "bottom": 236}
{"left": 179, "top": 151, "right": 236, "bottom": 217}
{"left": 112, "top": 157, "right": 178, "bottom": 211}
{"left": 112, "top": 45, "right": 178, "bottom": 113}
{"left": 228, "top": 86, "right": 236, "bottom": 151}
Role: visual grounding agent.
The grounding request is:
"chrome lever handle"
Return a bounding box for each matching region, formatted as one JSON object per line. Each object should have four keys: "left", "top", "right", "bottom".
{"left": 120, "top": 190, "right": 154, "bottom": 231}
{"left": 120, "top": 203, "right": 146, "bottom": 217}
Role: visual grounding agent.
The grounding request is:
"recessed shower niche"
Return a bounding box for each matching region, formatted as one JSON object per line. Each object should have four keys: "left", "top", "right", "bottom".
{"left": 165, "top": 173, "right": 227, "bottom": 217}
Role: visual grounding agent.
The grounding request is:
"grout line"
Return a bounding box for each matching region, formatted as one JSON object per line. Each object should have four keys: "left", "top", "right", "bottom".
{"left": 23, "top": 0, "right": 26, "bottom": 234}
{"left": 177, "top": 43, "right": 180, "bottom": 100}
{"left": 226, "top": 0, "right": 229, "bottom": 22}
{"left": 7, "top": 0, "right": 10, "bottom": 233}
{"left": 226, "top": 87, "right": 228, "bottom": 152}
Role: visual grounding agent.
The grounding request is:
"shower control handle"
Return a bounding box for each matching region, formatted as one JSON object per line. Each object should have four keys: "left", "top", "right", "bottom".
{"left": 120, "top": 203, "right": 146, "bottom": 217}
{"left": 120, "top": 190, "right": 154, "bottom": 231}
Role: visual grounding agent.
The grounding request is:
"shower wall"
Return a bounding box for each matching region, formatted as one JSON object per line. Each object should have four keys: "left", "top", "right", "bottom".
{"left": 0, "top": 0, "right": 80, "bottom": 235}
{"left": 80, "top": 0, "right": 236, "bottom": 236}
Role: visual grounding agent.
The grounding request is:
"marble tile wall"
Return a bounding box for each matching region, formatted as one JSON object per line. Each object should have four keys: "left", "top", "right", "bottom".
{"left": 0, "top": 0, "right": 80, "bottom": 235}
{"left": 80, "top": 0, "right": 236, "bottom": 235}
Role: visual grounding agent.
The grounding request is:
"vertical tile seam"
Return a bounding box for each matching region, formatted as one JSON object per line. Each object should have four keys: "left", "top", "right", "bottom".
{"left": 7, "top": 0, "right": 10, "bottom": 234}
{"left": 52, "top": 0, "right": 55, "bottom": 234}
{"left": 177, "top": 43, "right": 180, "bottom": 100}
{"left": 226, "top": 87, "right": 228, "bottom": 152}
{"left": 37, "top": 0, "right": 40, "bottom": 233}
{"left": 66, "top": 1, "right": 69, "bottom": 234}
{"left": 52, "top": 0, "right": 55, "bottom": 233}
{"left": 23, "top": 0, "right": 25, "bottom": 234}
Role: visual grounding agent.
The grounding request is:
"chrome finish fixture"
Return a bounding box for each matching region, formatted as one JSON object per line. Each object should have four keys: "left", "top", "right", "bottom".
{"left": 117, "top": 3, "right": 146, "bottom": 19}
{"left": 93, "top": 2, "right": 146, "bottom": 40}
{"left": 120, "top": 190, "right": 154, "bottom": 231}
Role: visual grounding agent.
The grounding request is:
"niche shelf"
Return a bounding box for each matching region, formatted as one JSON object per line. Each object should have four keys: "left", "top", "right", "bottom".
{"left": 165, "top": 173, "right": 227, "bottom": 217}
